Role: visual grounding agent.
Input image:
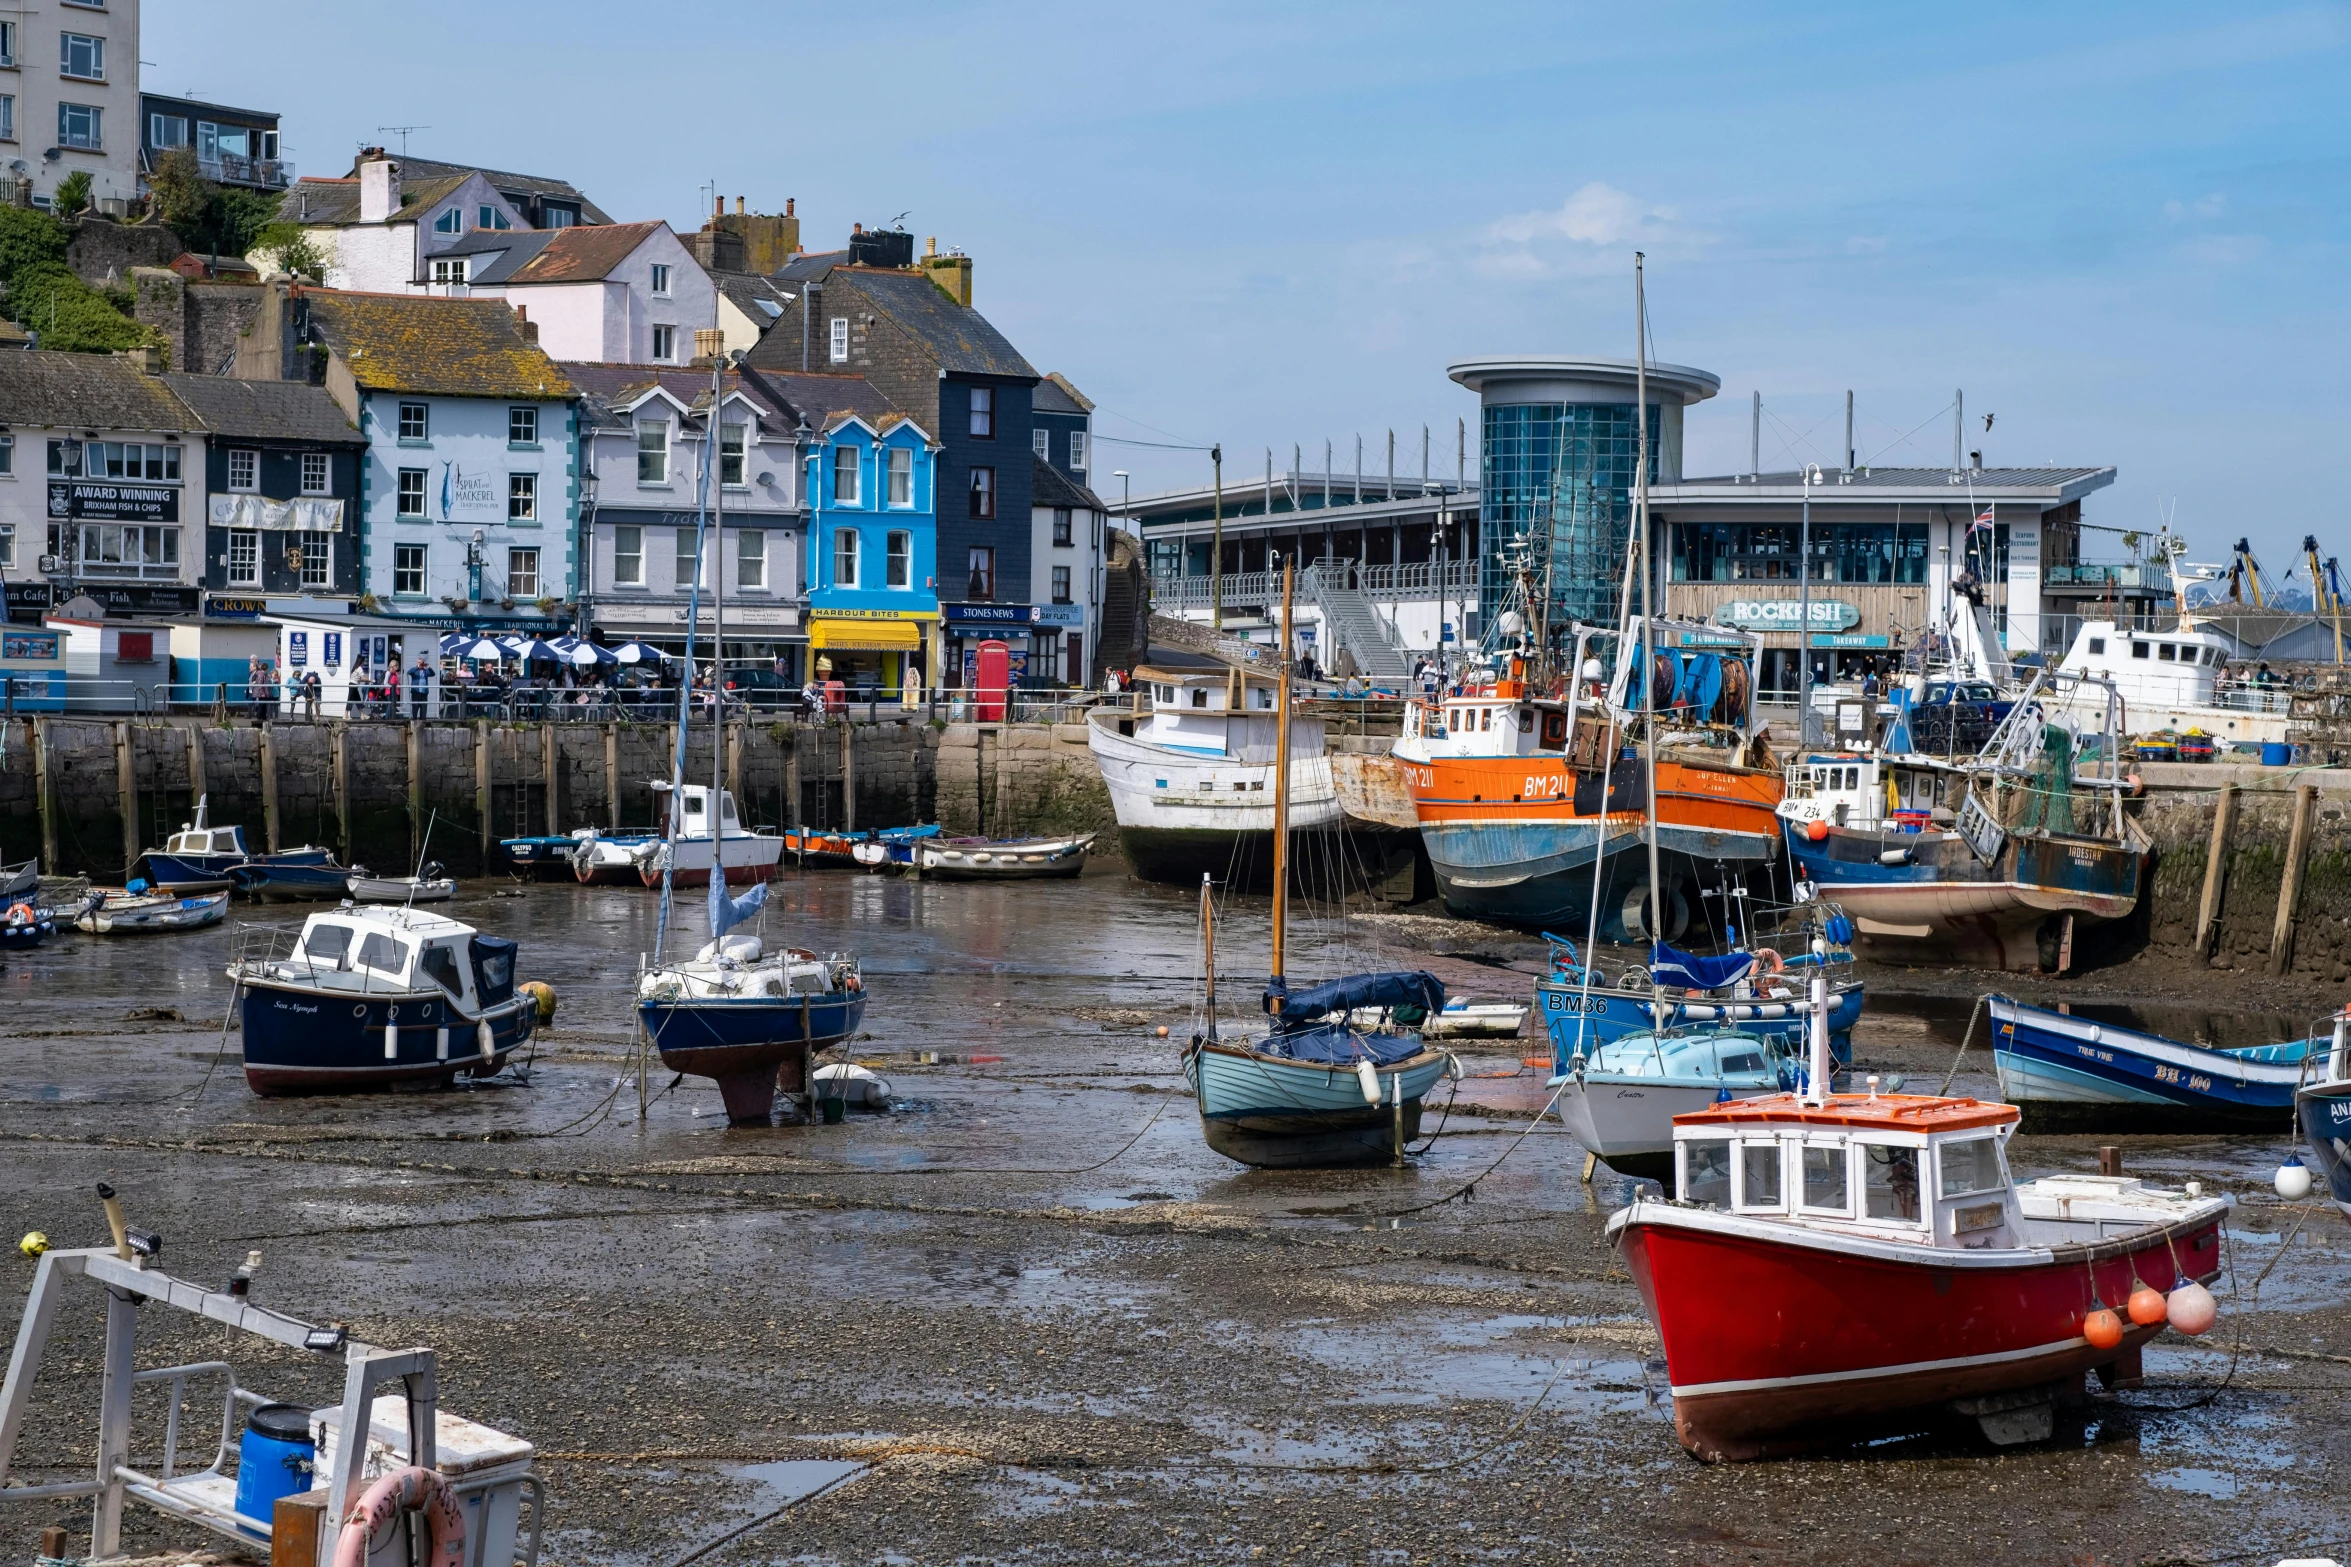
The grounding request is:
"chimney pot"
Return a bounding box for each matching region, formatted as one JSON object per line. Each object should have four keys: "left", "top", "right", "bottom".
{"left": 735, "top": 197, "right": 745, "bottom": 216}
{"left": 785, "top": 198, "right": 795, "bottom": 218}
{"left": 852, "top": 222, "right": 864, "bottom": 237}
{"left": 714, "top": 193, "right": 724, "bottom": 219}
{"left": 513, "top": 304, "right": 527, "bottom": 322}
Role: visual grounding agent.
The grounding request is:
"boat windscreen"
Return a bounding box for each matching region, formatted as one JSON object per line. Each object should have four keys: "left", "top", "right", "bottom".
{"left": 301, "top": 923, "right": 352, "bottom": 967}
{"left": 469, "top": 935, "right": 518, "bottom": 1005}
{"left": 420, "top": 944, "right": 467, "bottom": 1000}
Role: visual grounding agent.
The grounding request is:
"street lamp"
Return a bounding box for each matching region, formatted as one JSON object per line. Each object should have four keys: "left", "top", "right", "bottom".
{"left": 1798, "top": 464, "right": 1822, "bottom": 740}
{"left": 465, "top": 528, "right": 485, "bottom": 614}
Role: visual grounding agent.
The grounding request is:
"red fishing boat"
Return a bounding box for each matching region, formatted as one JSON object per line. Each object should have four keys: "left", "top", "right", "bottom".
{"left": 1610, "top": 1083, "right": 2230, "bottom": 1460}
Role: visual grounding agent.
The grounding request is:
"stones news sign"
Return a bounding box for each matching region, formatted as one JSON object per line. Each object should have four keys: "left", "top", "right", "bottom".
{"left": 48, "top": 481, "right": 180, "bottom": 523}
{"left": 1710, "top": 598, "right": 1860, "bottom": 633}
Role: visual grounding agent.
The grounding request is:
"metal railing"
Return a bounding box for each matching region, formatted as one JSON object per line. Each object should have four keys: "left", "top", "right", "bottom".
{"left": 1149, "top": 560, "right": 1479, "bottom": 608}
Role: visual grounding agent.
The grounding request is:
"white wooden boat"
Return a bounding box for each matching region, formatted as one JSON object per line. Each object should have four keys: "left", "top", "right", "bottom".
{"left": 76, "top": 889, "right": 229, "bottom": 934}
{"left": 347, "top": 874, "right": 457, "bottom": 904}
{"left": 913, "top": 832, "right": 1094, "bottom": 881}
{"left": 1419, "top": 1000, "right": 1530, "bottom": 1039}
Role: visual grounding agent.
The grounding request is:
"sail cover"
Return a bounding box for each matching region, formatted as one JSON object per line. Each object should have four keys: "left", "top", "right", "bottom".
{"left": 1650, "top": 942, "right": 1756, "bottom": 991}
{"left": 1266, "top": 971, "right": 1446, "bottom": 1032}
{"left": 708, "top": 877, "right": 768, "bottom": 940}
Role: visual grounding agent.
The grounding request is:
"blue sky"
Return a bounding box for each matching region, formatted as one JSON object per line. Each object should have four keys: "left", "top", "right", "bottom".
{"left": 156, "top": 2, "right": 2349, "bottom": 576}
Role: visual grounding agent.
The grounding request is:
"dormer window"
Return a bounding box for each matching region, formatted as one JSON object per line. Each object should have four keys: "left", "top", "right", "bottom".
{"left": 477, "top": 206, "right": 511, "bottom": 231}
{"left": 434, "top": 207, "right": 462, "bottom": 234}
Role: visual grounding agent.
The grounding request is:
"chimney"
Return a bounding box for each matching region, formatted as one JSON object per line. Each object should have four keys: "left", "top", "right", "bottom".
{"left": 512, "top": 304, "right": 538, "bottom": 344}
{"left": 359, "top": 157, "right": 400, "bottom": 224}
{"left": 116, "top": 345, "right": 161, "bottom": 374}
{"left": 734, "top": 197, "right": 745, "bottom": 216}
{"left": 852, "top": 222, "right": 864, "bottom": 237}
{"left": 1970, "top": 449, "right": 1983, "bottom": 471}
{"left": 714, "top": 192, "right": 724, "bottom": 220}
{"left": 785, "top": 198, "right": 794, "bottom": 218}
{"left": 921, "top": 247, "right": 973, "bottom": 308}
{"left": 693, "top": 326, "right": 726, "bottom": 365}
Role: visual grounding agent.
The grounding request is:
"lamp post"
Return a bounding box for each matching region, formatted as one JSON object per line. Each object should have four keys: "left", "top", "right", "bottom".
{"left": 465, "top": 528, "right": 485, "bottom": 615}
{"left": 1111, "top": 469, "right": 1129, "bottom": 680}
{"left": 1210, "top": 443, "right": 1223, "bottom": 634}
{"left": 1798, "top": 464, "right": 1820, "bottom": 739}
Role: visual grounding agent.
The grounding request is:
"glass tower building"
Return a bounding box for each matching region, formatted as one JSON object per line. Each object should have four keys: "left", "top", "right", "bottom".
{"left": 1449, "top": 357, "right": 1720, "bottom": 651}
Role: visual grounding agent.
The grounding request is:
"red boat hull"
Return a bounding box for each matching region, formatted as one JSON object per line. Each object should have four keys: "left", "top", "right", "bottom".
{"left": 1616, "top": 1208, "right": 2224, "bottom": 1460}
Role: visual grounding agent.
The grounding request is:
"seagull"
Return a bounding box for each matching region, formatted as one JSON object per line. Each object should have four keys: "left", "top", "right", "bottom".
{"left": 1982, "top": 413, "right": 1996, "bottom": 432}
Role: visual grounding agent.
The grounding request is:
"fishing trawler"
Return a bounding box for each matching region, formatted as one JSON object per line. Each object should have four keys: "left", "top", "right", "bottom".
{"left": 1087, "top": 664, "right": 1410, "bottom": 889}
{"left": 1181, "top": 562, "right": 1454, "bottom": 1167}
{"left": 1780, "top": 670, "right": 2149, "bottom": 970}
{"left": 139, "top": 797, "right": 334, "bottom": 894}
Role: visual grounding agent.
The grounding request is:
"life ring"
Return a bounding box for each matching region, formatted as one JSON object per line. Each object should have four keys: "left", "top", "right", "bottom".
{"left": 1752, "top": 948, "right": 1785, "bottom": 978}
{"left": 333, "top": 1466, "right": 465, "bottom": 1567}
{"left": 3, "top": 903, "right": 32, "bottom": 927}
{"left": 843, "top": 971, "right": 863, "bottom": 992}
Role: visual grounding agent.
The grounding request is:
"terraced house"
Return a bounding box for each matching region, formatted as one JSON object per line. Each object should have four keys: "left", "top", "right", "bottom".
{"left": 231, "top": 283, "right": 580, "bottom": 636}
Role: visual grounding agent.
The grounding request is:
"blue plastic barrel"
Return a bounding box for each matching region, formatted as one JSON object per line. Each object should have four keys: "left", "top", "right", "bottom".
{"left": 2261, "top": 741, "right": 2293, "bottom": 767}
{"left": 234, "top": 1403, "right": 314, "bottom": 1523}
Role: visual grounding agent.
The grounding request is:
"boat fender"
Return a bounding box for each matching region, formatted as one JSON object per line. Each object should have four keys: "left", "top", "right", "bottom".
{"left": 1356, "top": 1059, "right": 1380, "bottom": 1105}
{"left": 1752, "top": 948, "right": 1785, "bottom": 979}
{"left": 3, "top": 903, "right": 31, "bottom": 927}
{"left": 1805, "top": 819, "right": 1828, "bottom": 842}
{"left": 2126, "top": 1285, "right": 2167, "bottom": 1326}
{"left": 2081, "top": 1307, "right": 2124, "bottom": 1351}
{"left": 476, "top": 1018, "right": 496, "bottom": 1059}
{"left": 1877, "top": 847, "right": 1913, "bottom": 867}
{"left": 334, "top": 1465, "right": 464, "bottom": 1567}
{"left": 1444, "top": 1051, "right": 1464, "bottom": 1082}
{"left": 2167, "top": 1280, "right": 2217, "bottom": 1336}
{"left": 519, "top": 980, "right": 558, "bottom": 1022}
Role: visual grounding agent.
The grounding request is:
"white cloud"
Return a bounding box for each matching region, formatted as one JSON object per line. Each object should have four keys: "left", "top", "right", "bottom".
{"left": 2163, "top": 193, "right": 2228, "bottom": 221}
{"left": 1473, "top": 182, "right": 1704, "bottom": 278}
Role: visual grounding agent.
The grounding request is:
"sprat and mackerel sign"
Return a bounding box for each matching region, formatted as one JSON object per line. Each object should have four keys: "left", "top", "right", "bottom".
{"left": 1710, "top": 599, "right": 1860, "bottom": 633}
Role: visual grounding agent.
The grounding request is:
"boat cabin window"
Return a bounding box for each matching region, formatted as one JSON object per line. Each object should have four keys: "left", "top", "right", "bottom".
{"left": 1738, "top": 1141, "right": 1783, "bottom": 1210}
{"left": 1191, "top": 688, "right": 1209, "bottom": 709}
{"left": 300, "top": 923, "right": 353, "bottom": 968}
{"left": 2130, "top": 641, "right": 2150, "bottom": 659}
{"left": 2159, "top": 643, "right": 2176, "bottom": 661}
{"left": 1861, "top": 1143, "right": 1922, "bottom": 1222}
{"left": 1938, "top": 1136, "right": 2005, "bottom": 1197}
{"left": 420, "top": 943, "right": 466, "bottom": 999}
{"left": 1540, "top": 710, "right": 1568, "bottom": 750}
{"left": 1800, "top": 1142, "right": 1850, "bottom": 1214}
{"left": 356, "top": 932, "right": 408, "bottom": 977}
{"left": 1250, "top": 687, "right": 1274, "bottom": 710}
{"left": 1515, "top": 708, "right": 1534, "bottom": 734}
{"left": 2087, "top": 637, "right": 2105, "bottom": 655}
{"left": 1680, "top": 1138, "right": 1732, "bottom": 1209}
{"left": 1480, "top": 708, "right": 1491, "bottom": 732}
{"left": 721, "top": 796, "right": 739, "bottom": 826}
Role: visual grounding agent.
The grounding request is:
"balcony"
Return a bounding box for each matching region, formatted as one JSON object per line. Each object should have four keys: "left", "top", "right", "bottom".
{"left": 2044, "top": 561, "right": 2167, "bottom": 591}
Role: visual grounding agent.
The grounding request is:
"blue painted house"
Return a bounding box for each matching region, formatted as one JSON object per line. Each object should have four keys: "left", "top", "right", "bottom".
{"left": 803, "top": 412, "right": 939, "bottom": 696}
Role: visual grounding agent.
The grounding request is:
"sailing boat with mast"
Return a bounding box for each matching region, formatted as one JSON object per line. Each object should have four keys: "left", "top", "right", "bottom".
{"left": 635, "top": 330, "right": 867, "bottom": 1124}
{"left": 1182, "top": 559, "right": 1456, "bottom": 1167}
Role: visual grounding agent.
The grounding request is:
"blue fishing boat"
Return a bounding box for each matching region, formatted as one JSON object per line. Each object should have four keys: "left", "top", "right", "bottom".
{"left": 1535, "top": 930, "right": 1861, "bottom": 1069}
{"left": 633, "top": 372, "right": 871, "bottom": 1124}
{"left": 224, "top": 906, "right": 538, "bottom": 1093}
{"left": 1990, "top": 994, "right": 2320, "bottom": 1131}
{"left": 138, "top": 797, "right": 333, "bottom": 893}
{"left": 2296, "top": 1015, "right": 2351, "bottom": 1228}
{"left": 1181, "top": 560, "right": 1454, "bottom": 1169}
{"left": 500, "top": 834, "right": 583, "bottom": 881}
{"left": 0, "top": 901, "right": 58, "bottom": 950}
{"left": 228, "top": 859, "right": 358, "bottom": 902}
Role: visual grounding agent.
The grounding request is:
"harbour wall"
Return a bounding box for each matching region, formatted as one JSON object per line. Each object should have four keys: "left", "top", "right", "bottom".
{"left": 0, "top": 715, "right": 1116, "bottom": 880}
{"left": 2130, "top": 762, "right": 2351, "bottom": 981}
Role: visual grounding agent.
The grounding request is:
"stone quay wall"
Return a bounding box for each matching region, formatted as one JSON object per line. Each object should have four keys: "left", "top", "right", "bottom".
{"left": 0, "top": 713, "right": 1117, "bottom": 881}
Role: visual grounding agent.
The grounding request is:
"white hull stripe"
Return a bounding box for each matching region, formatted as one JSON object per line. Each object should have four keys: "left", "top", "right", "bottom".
{"left": 1671, "top": 1334, "right": 2088, "bottom": 1399}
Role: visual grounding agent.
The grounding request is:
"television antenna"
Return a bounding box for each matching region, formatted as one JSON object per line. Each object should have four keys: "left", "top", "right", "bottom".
{"left": 375, "top": 125, "right": 429, "bottom": 158}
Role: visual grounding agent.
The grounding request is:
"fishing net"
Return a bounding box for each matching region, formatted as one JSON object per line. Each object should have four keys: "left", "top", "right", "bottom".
{"left": 2013, "top": 724, "right": 2077, "bottom": 836}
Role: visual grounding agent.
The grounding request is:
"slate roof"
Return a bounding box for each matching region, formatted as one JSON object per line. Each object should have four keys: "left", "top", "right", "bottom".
{"left": 841, "top": 267, "right": 1035, "bottom": 379}
{"left": 0, "top": 351, "right": 200, "bottom": 432}
{"left": 1032, "top": 455, "right": 1106, "bottom": 513}
{"left": 775, "top": 250, "right": 846, "bottom": 285}
{"left": 1660, "top": 466, "right": 2117, "bottom": 504}
{"left": 506, "top": 222, "right": 663, "bottom": 284}
{"left": 278, "top": 171, "right": 474, "bottom": 227}
{"left": 717, "top": 273, "right": 793, "bottom": 326}
{"left": 1037, "top": 372, "right": 1093, "bottom": 415}
{"left": 429, "top": 229, "right": 559, "bottom": 285}
{"left": 561, "top": 363, "right": 794, "bottom": 435}
{"left": 161, "top": 374, "right": 365, "bottom": 444}
{"left": 741, "top": 368, "right": 900, "bottom": 431}
{"left": 355, "top": 156, "right": 612, "bottom": 225}
{"left": 301, "top": 291, "right": 574, "bottom": 399}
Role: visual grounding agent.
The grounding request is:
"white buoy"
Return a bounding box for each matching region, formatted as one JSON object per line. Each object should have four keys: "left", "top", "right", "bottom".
{"left": 1356, "top": 1059, "right": 1380, "bottom": 1105}
{"left": 2276, "top": 1153, "right": 2314, "bottom": 1201}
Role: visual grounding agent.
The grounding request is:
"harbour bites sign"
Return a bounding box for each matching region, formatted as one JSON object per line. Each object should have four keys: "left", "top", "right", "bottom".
{"left": 1711, "top": 599, "right": 1860, "bottom": 633}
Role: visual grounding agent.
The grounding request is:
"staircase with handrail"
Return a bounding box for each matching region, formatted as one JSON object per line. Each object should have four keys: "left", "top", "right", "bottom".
{"left": 1302, "top": 562, "right": 1413, "bottom": 683}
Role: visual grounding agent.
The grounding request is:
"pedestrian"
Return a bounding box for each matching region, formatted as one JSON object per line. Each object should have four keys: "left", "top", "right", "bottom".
{"left": 409, "top": 653, "right": 432, "bottom": 719}
{"left": 301, "top": 669, "right": 322, "bottom": 721}
{"left": 243, "top": 656, "right": 265, "bottom": 718}
{"left": 385, "top": 660, "right": 402, "bottom": 719}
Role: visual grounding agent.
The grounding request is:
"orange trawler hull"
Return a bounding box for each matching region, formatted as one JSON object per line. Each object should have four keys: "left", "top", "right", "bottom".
{"left": 1396, "top": 751, "right": 1783, "bottom": 932}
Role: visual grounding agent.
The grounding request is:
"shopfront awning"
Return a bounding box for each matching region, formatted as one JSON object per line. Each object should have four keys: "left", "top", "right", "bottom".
{"left": 809, "top": 617, "right": 923, "bottom": 652}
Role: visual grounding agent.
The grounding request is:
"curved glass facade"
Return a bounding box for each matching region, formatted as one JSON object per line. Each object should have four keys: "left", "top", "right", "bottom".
{"left": 1480, "top": 401, "right": 1658, "bottom": 642}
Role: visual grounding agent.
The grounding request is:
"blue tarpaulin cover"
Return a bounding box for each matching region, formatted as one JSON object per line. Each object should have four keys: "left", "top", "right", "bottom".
{"left": 1265, "top": 971, "right": 1447, "bottom": 1031}
{"left": 1263, "top": 1020, "right": 1431, "bottom": 1067}
{"left": 1650, "top": 942, "right": 1756, "bottom": 991}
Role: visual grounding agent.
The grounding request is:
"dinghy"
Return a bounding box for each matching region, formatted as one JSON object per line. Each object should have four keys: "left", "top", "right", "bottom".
{"left": 1989, "top": 994, "right": 2320, "bottom": 1132}
{"left": 913, "top": 831, "right": 1094, "bottom": 881}
{"left": 76, "top": 888, "right": 229, "bottom": 934}
{"left": 347, "top": 871, "right": 456, "bottom": 904}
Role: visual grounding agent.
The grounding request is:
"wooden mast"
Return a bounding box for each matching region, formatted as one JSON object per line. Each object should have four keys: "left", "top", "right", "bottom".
{"left": 1269, "top": 558, "right": 1295, "bottom": 996}
{"left": 1201, "top": 873, "right": 1217, "bottom": 1040}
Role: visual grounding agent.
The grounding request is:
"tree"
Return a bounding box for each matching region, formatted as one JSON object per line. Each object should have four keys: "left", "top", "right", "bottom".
{"left": 0, "top": 206, "right": 67, "bottom": 290}
{"left": 6, "top": 261, "right": 161, "bottom": 354}
{"left": 52, "top": 171, "right": 92, "bottom": 220}
{"left": 252, "top": 219, "right": 325, "bottom": 280}
{"left": 148, "top": 148, "right": 213, "bottom": 241}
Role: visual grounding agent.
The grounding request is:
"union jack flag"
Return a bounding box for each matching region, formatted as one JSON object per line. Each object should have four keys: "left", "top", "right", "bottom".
{"left": 1970, "top": 506, "right": 1996, "bottom": 533}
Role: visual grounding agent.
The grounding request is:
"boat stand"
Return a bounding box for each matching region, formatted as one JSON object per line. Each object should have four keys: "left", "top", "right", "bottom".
{"left": 0, "top": 1242, "right": 539, "bottom": 1565}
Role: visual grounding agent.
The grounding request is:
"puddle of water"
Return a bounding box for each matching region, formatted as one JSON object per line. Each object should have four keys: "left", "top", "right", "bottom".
{"left": 729, "top": 1457, "right": 867, "bottom": 1509}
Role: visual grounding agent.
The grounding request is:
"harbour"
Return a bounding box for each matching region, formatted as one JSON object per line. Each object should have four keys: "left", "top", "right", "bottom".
{"left": 1, "top": 868, "right": 2346, "bottom": 1563}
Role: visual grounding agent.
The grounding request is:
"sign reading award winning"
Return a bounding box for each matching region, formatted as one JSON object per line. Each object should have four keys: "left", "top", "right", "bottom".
{"left": 1711, "top": 599, "right": 1861, "bottom": 633}
{"left": 49, "top": 481, "right": 179, "bottom": 523}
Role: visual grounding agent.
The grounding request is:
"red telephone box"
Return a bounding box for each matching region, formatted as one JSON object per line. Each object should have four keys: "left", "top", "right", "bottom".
{"left": 974, "top": 639, "right": 1010, "bottom": 721}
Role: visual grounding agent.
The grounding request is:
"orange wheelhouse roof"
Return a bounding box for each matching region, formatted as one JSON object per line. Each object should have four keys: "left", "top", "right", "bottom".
{"left": 1673, "top": 1093, "right": 2021, "bottom": 1135}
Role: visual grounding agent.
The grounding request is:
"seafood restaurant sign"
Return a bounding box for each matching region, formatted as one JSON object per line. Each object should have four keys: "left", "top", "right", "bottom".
{"left": 1711, "top": 599, "right": 1860, "bottom": 633}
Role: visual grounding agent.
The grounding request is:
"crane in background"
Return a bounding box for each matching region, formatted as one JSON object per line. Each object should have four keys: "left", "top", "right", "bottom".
{"left": 2227, "top": 537, "right": 2271, "bottom": 607}
{"left": 2304, "top": 534, "right": 2347, "bottom": 665}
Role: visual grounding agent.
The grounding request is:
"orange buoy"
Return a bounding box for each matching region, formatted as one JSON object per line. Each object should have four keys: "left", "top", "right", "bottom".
{"left": 2167, "top": 1280, "right": 2217, "bottom": 1336}
{"left": 2126, "top": 1285, "right": 2166, "bottom": 1326}
{"left": 1155, "top": 1025, "right": 1170, "bottom": 1038}
{"left": 1805, "top": 819, "right": 1829, "bottom": 842}
{"left": 2082, "top": 1307, "right": 2124, "bottom": 1350}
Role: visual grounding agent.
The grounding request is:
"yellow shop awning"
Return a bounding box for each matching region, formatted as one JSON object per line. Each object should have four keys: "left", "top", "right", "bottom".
{"left": 808, "top": 617, "right": 923, "bottom": 652}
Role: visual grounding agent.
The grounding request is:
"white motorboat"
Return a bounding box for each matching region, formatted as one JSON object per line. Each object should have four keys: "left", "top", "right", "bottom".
{"left": 347, "top": 873, "right": 457, "bottom": 903}
{"left": 637, "top": 782, "right": 784, "bottom": 888}
{"left": 1419, "top": 1000, "right": 1530, "bottom": 1039}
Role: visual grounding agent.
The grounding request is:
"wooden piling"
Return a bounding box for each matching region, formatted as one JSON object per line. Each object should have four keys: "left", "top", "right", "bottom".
{"left": 604, "top": 721, "right": 620, "bottom": 830}
{"left": 2194, "top": 781, "right": 2236, "bottom": 963}
{"left": 258, "top": 723, "right": 281, "bottom": 854}
{"left": 184, "top": 724, "right": 206, "bottom": 811}
{"left": 839, "top": 719, "right": 855, "bottom": 832}
{"left": 475, "top": 721, "right": 492, "bottom": 870}
{"left": 784, "top": 726, "right": 800, "bottom": 829}
{"left": 331, "top": 723, "right": 350, "bottom": 857}
{"left": 542, "top": 721, "right": 559, "bottom": 835}
{"left": 113, "top": 721, "right": 138, "bottom": 877}
{"left": 725, "top": 719, "right": 742, "bottom": 809}
{"left": 2270, "top": 783, "right": 2320, "bottom": 977}
{"left": 406, "top": 720, "right": 423, "bottom": 868}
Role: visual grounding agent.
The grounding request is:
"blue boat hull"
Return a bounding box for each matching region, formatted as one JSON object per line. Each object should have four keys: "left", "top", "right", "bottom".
{"left": 1536, "top": 978, "right": 1859, "bottom": 1068}
{"left": 1990, "top": 994, "right": 2314, "bottom": 1131}
{"left": 1185, "top": 1038, "right": 1450, "bottom": 1167}
{"left": 229, "top": 862, "right": 353, "bottom": 901}
{"left": 500, "top": 836, "right": 582, "bottom": 881}
{"left": 239, "top": 980, "right": 534, "bottom": 1094}
{"left": 638, "top": 990, "right": 868, "bottom": 1122}
{"left": 2298, "top": 1081, "right": 2351, "bottom": 1226}
{"left": 144, "top": 846, "right": 333, "bottom": 894}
